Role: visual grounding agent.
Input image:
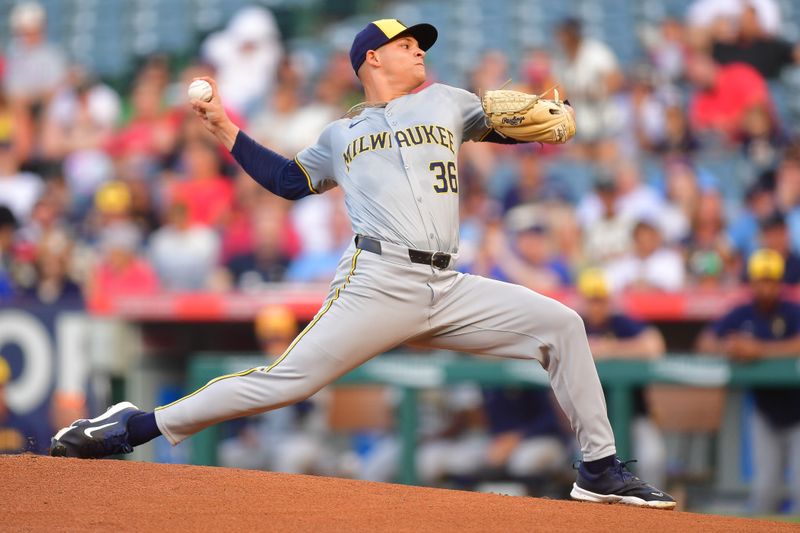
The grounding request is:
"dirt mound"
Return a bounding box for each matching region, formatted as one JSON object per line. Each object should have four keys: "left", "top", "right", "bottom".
{"left": 1, "top": 455, "right": 793, "bottom": 532}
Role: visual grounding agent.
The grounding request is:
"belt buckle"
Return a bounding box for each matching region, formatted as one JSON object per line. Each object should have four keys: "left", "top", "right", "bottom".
{"left": 431, "top": 251, "right": 449, "bottom": 269}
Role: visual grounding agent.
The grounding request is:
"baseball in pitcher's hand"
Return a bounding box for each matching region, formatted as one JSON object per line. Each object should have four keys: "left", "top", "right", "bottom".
{"left": 189, "top": 77, "right": 239, "bottom": 150}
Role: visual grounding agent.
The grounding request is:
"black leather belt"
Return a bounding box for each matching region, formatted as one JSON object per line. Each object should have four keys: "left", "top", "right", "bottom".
{"left": 355, "top": 235, "right": 451, "bottom": 269}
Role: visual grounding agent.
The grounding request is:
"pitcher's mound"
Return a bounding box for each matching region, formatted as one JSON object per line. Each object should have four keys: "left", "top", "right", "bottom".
{"left": 1, "top": 455, "right": 792, "bottom": 532}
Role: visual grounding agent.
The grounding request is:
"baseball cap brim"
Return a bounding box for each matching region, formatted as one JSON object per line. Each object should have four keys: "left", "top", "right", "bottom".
{"left": 393, "top": 23, "right": 437, "bottom": 51}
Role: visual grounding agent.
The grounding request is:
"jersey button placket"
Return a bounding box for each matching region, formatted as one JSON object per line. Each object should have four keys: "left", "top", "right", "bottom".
{"left": 386, "top": 105, "right": 435, "bottom": 249}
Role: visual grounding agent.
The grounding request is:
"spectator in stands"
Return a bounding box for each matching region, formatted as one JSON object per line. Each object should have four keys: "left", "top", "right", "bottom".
{"left": 81, "top": 180, "right": 135, "bottom": 247}
{"left": 775, "top": 156, "right": 800, "bottom": 254}
{"left": 730, "top": 178, "right": 777, "bottom": 260}
{"left": 685, "top": 51, "right": 770, "bottom": 142}
{"left": 739, "top": 103, "right": 785, "bottom": 173}
{"left": 222, "top": 207, "right": 294, "bottom": 291}
{"left": 660, "top": 160, "right": 699, "bottom": 245}
{"left": 500, "top": 148, "right": 570, "bottom": 213}
{"left": 0, "top": 139, "right": 43, "bottom": 222}
{"left": 0, "top": 206, "right": 16, "bottom": 298}
{"left": 0, "top": 88, "right": 34, "bottom": 165}
{"left": 249, "top": 64, "right": 339, "bottom": 158}
{"left": 22, "top": 229, "right": 82, "bottom": 305}
{"left": 478, "top": 388, "right": 570, "bottom": 480}
{"left": 38, "top": 69, "right": 119, "bottom": 208}
{"left": 520, "top": 47, "right": 559, "bottom": 95}
{"left": 414, "top": 385, "right": 486, "bottom": 485}
{"left": 547, "top": 205, "right": 584, "bottom": 274}
{"left": 644, "top": 16, "right": 687, "bottom": 85}
{"left": 287, "top": 188, "right": 352, "bottom": 282}
{"left": 169, "top": 139, "right": 234, "bottom": 229}
{"left": 756, "top": 210, "right": 800, "bottom": 284}
{"left": 314, "top": 51, "right": 363, "bottom": 111}
{"left": 201, "top": 6, "right": 283, "bottom": 117}
{"left": 148, "top": 202, "right": 220, "bottom": 291}
{"left": 218, "top": 168, "right": 293, "bottom": 263}
{"left": 687, "top": 0, "right": 781, "bottom": 35}
{"left": 457, "top": 186, "right": 496, "bottom": 269}
{"left": 415, "top": 385, "right": 568, "bottom": 487}
{"left": 2, "top": 2, "right": 66, "bottom": 109}
{"left": 577, "top": 161, "right": 667, "bottom": 239}
{"left": 469, "top": 50, "right": 510, "bottom": 95}
{"left": 697, "top": 249, "right": 800, "bottom": 514}
{"left": 653, "top": 104, "right": 699, "bottom": 157}
{"left": 19, "top": 190, "right": 68, "bottom": 249}
{"left": 87, "top": 221, "right": 159, "bottom": 298}
{"left": 219, "top": 305, "right": 330, "bottom": 473}
{"left": 605, "top": 217, "right": 686, "bottom": 292}
{"left": 712, "top": 4, "right": 799, "bottom": 80}
{"left": 0, "top": 354, "right": 43, "bottom": 453}
{"left": 581, "top": 171, "right": 633, "bottom": 267}
{"left": 484, "top": 205, "right": 571, "bottom": 291}
{"left": 615, "top": 64, "right": 668, "bottom": 158}
{"left": 577, "top": 269, "right": 668, "bottom": 488}
{"left": 249, "top": 71, "right": 305, "bottom": 156}
{"left": 683, "top": 192, "right": 738, "bottom": 287}
{"left": 105, "top": 75, "right": 179, "bottom": 165}
{"left": 554, "top": 18, "right": 623, "bottom": 145}
{"left": 41, "top": 68, "right": 121, "bottom": 161}
{"left": 686, "top": 0, "right": 782, "bottom": 49}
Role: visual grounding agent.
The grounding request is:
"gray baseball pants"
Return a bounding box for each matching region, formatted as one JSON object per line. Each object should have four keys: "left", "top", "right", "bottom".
{"left": 155, "top": 239, "right": 617, "bottom": 461}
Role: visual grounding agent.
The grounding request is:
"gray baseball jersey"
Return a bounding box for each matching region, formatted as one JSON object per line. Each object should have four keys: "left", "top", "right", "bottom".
{"left": 294, "top": 83, "right": 488, "bottom": 253}
{"left": 154, "top": 83, "right": 617, "bottom": 464}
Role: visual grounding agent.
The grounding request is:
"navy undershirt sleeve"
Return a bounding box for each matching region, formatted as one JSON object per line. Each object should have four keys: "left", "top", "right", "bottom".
{"left": 230, "top": 130, "right": 314, "bottom": 200}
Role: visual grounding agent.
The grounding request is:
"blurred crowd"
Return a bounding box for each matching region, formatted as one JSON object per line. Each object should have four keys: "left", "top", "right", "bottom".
{"left": 0, "top": 1, "right": 799, "bottom": 305}
{"left": 2, "top": 0, "right": 800, "bottom": 514}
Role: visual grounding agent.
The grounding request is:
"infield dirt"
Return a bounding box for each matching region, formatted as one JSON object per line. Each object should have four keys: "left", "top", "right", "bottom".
{"left": 1, "top": 454, "right": 795, "bottom": 532}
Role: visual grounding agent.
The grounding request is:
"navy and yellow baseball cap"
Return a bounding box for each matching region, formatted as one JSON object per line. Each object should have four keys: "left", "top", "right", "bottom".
{"left": 748, "top": 249, "right": 785, "bottom": 281}
{"left": 255, "top": 305, "right": 298, "bottom": 340}
{"left": 577, "top": 269, "right": 610, "bottom": 299}
{"left": 350, "top": 19, "right": 438, "bottom": 75}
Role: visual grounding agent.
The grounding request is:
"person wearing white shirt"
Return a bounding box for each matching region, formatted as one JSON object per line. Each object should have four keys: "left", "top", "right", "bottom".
{"left": 554, "top": 18, "right": 623, "bottom": 142}
{"left": 0, "top": 143, "right": 43, "bottom": 222}
{"left": 605, "top": 218, "right": 686, "bottom": 292}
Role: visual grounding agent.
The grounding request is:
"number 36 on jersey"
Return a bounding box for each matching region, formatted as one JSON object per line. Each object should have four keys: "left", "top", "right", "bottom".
{"left": 430, "top": 161, "right": 458, "bottom": 194}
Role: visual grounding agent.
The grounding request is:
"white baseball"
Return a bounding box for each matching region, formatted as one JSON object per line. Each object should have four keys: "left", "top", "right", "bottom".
{"left": 188, "top": 79, "right": 213, "bottom": 102}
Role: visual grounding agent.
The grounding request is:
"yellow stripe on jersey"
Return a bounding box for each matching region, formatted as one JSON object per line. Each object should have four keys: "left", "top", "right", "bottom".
{"left": 294, "top": 157, "right": 318, "bottom": 194}
{"left": 373, "top": 19, "right": 407, "bottom": 39}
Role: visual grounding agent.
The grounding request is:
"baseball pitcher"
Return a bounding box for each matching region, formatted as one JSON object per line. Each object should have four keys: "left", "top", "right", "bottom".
{"left": 51, "top": 19, "right": 674, "bottom": 509}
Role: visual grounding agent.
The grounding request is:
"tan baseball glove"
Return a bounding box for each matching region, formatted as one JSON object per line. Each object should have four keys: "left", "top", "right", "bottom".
{"left": 481, "top": 89, "right": 576, "bottom": 144}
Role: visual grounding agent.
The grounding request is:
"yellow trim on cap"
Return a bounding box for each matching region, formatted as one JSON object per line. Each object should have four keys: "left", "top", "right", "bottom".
{"left": 373, "top": 19, "right": 407, "bottom": 39}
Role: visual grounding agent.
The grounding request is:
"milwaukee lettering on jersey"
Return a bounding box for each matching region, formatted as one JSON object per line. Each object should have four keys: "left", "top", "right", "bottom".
{"left": 342, "top": 124, "right": 455, "bottom": 170}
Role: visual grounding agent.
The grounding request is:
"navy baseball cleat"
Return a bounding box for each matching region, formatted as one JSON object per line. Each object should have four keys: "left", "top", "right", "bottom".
{"left": 50, "top": 402, "right": 143, "bottom": 458}
{"left": 570, "top": 458, "right": 676, "bottom": 510}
